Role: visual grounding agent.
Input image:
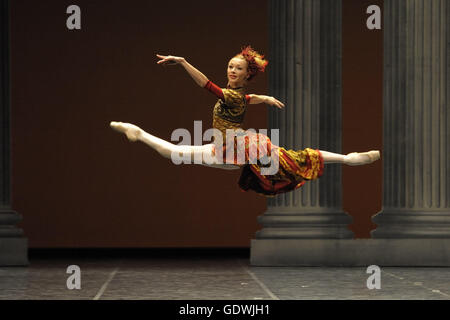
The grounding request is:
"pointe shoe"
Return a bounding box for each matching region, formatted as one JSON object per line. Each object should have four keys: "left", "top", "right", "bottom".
{"left": 110, "top": 121, "right": 141, "bottom": 142}
{"left": 345, "top": 150, "right": 380, "bottom": 166}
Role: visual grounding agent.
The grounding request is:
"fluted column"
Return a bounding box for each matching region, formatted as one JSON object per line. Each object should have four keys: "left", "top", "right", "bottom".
{"left": 372, "top": 0, "right": 450, "bottom": 238}
{"left": 259, "top": 0, "right": 351, "bottom": 238}
{"left": 0, "top": 0, "right": 28, "bottom": 266}
{"left": 251, "top": 0, "right": 353, "bottom": 265}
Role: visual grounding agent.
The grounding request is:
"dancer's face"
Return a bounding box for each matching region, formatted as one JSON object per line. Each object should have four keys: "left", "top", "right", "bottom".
{"left": 227, "top": 57, "right": 249, "bottom": 88}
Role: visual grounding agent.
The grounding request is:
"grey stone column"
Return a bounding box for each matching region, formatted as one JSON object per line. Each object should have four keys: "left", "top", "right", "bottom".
{"left": 0, "top": 0, "right": 28, "bottom": 266}
{"left": 371, "top": 0, "right": 450, "bottom": 240}
{"left": 251, "top": 0, "right": 353, "bottom": 265}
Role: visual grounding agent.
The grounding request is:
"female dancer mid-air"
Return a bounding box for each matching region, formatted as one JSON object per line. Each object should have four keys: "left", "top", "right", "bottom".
{"left": 110, "top": 46, "right": 380, "bottom": 196}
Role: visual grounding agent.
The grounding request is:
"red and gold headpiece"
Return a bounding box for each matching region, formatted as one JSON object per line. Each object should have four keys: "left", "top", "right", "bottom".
{"left": 235, "top": 45, "right": 268, "bottom": 81}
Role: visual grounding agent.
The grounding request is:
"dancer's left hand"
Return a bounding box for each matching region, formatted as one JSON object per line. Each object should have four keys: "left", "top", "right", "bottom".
{"left": 266, "top": 96, "right": 285, "bottom": 109}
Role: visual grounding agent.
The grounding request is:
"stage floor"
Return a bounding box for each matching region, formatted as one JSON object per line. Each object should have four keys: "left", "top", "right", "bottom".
{"left": 0, "top": 252, "right": 449, "bottom": 300}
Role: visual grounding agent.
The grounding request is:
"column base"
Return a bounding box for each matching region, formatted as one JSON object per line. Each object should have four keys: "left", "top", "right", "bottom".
{"left": 256, "top": 209, "right": 354, "bottom": 239}
{"left": 0, "top": 237, "right": 29, "bottom": 266}
{"left": 371, "top": 209, "right": 450, "bottom": 238}
{"left": 250, "top": 238, "right": 450, "bottom": 266}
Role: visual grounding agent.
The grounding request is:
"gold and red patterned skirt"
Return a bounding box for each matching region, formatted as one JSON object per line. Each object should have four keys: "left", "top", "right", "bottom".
{"left": 211, "top": 130, "right": 324, "bottom": 197}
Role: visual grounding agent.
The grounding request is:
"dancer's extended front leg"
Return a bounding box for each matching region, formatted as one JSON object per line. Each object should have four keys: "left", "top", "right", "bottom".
{"left": 320, "top": 150, "right": 380, "bottom": 166}
{"left": 110, "top": 122, "right": 240, "bottom": 170}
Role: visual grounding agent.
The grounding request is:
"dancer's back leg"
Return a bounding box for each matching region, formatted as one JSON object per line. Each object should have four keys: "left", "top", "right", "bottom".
{"left": 320, "top": 150, "right": 380, "bottom": 166}
{"left": 110, "top": 122, "right": 240, "bottom": 170}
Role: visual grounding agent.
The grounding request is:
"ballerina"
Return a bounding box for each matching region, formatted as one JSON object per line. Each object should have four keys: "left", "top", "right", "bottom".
{"left": 110, "top": 46, "right": 380, "bottom": 196}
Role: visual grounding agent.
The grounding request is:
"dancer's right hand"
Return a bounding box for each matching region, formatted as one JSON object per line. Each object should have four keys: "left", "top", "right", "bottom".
{"left": 156, "top": 54, "right": 185, "bottom": 66}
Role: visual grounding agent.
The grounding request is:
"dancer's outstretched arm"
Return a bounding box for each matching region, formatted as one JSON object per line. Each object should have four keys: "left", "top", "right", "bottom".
{"left": 156, "top": 54, "right": 208, "bottom": 87}
{"left": 247, "top": 94, "right": 285, "bottom": 109}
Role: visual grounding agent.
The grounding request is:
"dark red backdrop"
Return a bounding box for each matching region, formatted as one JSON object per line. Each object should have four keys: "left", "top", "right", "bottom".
{"left": 342, "top": 0, "right": 383, "bottom": 237}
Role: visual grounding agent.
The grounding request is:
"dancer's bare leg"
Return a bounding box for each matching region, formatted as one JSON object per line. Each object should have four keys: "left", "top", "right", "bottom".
{"left": 110, "top": 122, "right": 240, "bottom": 170}
{"left": 320, "top": 150, "right": 380, "bottom": 166}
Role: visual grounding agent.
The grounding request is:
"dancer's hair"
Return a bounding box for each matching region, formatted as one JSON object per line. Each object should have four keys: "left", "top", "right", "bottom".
{"left": 234, "top": 45, "right": 268, "bottom": 81}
